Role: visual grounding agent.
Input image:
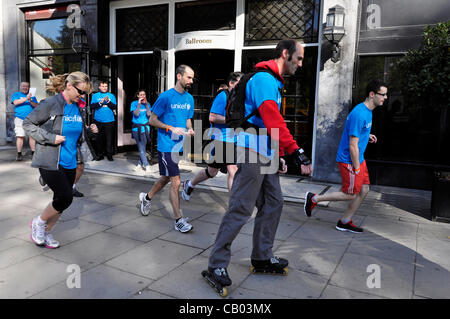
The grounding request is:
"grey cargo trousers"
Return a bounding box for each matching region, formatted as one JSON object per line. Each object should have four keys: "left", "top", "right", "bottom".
{"left": 208, "top": 147, "right": 283, "bottom": 269}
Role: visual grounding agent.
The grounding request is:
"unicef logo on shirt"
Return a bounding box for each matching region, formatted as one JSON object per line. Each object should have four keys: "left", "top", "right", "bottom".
{"left": 171, "top": 103, "right": 191, "bottom": 110}
{"left": 63, "top": 115, "right": 82, "bottom": 123}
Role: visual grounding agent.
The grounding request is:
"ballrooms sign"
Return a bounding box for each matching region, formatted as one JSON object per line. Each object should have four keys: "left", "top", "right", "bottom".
{"left": 174, "top": 30, "right": 235, "bottom": 51}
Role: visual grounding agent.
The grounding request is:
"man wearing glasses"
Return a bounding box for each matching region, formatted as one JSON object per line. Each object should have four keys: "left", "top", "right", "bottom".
{"left": 303, "top": 79, "right": 388, "bottom": 233}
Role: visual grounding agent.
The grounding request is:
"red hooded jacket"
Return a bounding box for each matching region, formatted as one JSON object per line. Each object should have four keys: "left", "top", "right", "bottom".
{"left": 254, "top": 60, "right": 299, "bottom": 156}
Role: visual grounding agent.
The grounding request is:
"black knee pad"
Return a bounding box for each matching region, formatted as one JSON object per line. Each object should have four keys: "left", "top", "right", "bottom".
{"left": 205, "top": 167, "right": 214, "bottom": 178}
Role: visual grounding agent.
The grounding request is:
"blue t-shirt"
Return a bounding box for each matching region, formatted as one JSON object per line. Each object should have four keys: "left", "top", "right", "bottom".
{"left": 91, "top": 92, "right": 116, "bottom": 123}
{"left": 130, "top": 100, "right": 151, "bottom": 133}
{"left": 152, "top": 88, "right": 195, "bottom": 153}
{"left": 235, "top": 72, "right": 283, "bottom": 158}
{"left": 59, "top": 103, "right": 83, "bottom": 169}
{"left": 209, "top": 90, "right": 235, "bottom": 144}
{"left": 11, "top": 92, "right": 38, "bottom": 119}
{"left": 336, "top": 102, "right": 373, "bottom": 164}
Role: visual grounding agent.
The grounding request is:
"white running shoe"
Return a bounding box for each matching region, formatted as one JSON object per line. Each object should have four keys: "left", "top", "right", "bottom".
{"left": 44, "top": 232, "right": 60, "bottom": 249}
{"left": 31, "top": 217, "right": 46, "bottom": 246}
{"left": 133, "top": 164, "right": 143, "bottom": 172}
{"left": 139, "top": 192, "right": 151, "bottom": 216}
{"left": 174, "top": 217, "right": 193, "bottom": 233}
{"left": 181, "top": 180, "right": 194, "bottom": 201}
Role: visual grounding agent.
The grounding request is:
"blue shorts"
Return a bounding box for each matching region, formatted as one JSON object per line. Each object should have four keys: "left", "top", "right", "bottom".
{"left": 158, "top": 151, "right": 181, "bottom": 177}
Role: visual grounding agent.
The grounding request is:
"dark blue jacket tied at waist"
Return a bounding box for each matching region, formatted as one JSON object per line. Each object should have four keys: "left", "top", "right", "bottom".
{"left": 132, "top": 123, "right": 151, "bottom": 142}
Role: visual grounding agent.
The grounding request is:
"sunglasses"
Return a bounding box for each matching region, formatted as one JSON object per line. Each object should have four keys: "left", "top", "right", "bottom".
{"left": 74, "top": 86, "right": 87, "bottom": 96}
{"left": 376, "top": 92, "right": 388, "bottom": 97}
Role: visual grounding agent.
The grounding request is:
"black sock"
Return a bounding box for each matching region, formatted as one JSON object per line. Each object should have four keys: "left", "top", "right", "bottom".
{"left": 145, "top": 194, "right": 151, "bottom": 201}
{"left": 18, "top": 152, "right": 22, "bottom": 155}
{"left": 176, "top": 218, "right": 181, "bottom": 222}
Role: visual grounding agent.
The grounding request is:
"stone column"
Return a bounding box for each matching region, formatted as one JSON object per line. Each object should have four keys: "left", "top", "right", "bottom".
{"left": 312, "top": 0, "right": 359, "bottom": 183}
{"left": 0, "top": 0, "right": 6, "bottom": 145}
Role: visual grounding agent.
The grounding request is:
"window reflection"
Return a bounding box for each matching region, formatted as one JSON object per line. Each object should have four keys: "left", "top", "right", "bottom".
{"left": 29, "top": 18, "right": 73, "bottom": 53}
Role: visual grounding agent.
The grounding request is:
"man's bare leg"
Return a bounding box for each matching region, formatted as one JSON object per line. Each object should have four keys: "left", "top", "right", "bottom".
{"left": 169, "top": 175, "right": 182, "bottom": 219}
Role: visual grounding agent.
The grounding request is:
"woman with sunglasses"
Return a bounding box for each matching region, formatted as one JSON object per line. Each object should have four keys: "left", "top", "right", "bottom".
{"left": 23, "top": 71, "right": 97, "bottom": 248}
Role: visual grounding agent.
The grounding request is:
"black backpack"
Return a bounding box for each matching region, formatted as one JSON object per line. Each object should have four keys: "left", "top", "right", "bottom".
{"left": 225, "top": 68, "right": 279, "bottom": 129}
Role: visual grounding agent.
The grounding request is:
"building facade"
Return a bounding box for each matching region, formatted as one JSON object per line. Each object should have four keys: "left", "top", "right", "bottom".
{"left": 0, "top": 0, "right": 448, "bottom": 190}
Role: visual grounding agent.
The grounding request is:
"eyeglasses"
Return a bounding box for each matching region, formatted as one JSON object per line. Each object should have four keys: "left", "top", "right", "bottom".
{"left": 376, "top": 92, "right": 388, "bottom": 97}
{"left": 74, "top": 86, "right": 87, "bottom": 96}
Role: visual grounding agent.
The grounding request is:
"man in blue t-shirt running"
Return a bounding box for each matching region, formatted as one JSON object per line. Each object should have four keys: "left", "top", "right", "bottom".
{"left": 138, "top": 65, "right": 195, "bottom": 233}
{"left": 182, "top": 71, "right": 243, "bottom": 201}
{"left": 11, "top": 82, "right": 38, "bottom": 161}
{"left": 304, "top": 80, "right": 388, "bottom": 233}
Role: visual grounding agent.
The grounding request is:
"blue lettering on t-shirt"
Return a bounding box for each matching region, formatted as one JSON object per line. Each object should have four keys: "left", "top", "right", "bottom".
{"left": 91, "top": 92, "right": 116, "bottom": 123}
{"left": 151, "top": 88, "right": 194, "bottom": 153}
{"left": 11, "top": 92, "right": 38, "bottom": 119}
{"left": 336, "top": 102, "right": 373, "bottom": 164}
{"left": 59, "top": 103, "right": 83, "bottom": 169}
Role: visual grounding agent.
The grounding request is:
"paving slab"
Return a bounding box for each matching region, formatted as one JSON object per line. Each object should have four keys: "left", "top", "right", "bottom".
{"left": 413, "top": 255, "right": 450, "bottom": 299}
{"left": 43, "top": 232, "right": 143, "bottom": 270}
{"left": 105, "top": 214, "right": 173, "bottom": 242}
{"left": 290, "top": 219, "right": 356, "bottom": 245}
{"left": 31, "top": 264, "right": 152, "bottom": 299}
{"left": 0, "top": 255, "right": 70, "bottom": 298}
{"left": 275, "top": 238, "right": 349, "bottom": 278}
{"left": 329, "top": 252, "right": 415, "bottom": 299}
{"left": 79, "top": 204, "right": 142, "bottom": 227}
{"left": 105, "top": 238, "right": 202, "bottom": 280}
{"left": 158, "top": 220, "right": 219, "bottom": 249}
{"left": 320, "top": 284, "right": 386, "bottom": 299}
{"left": 240, "top": 267, "right": 328, "bottom": 299}
{"left": 0, "top": 241, "right": 45, "bottom": 269}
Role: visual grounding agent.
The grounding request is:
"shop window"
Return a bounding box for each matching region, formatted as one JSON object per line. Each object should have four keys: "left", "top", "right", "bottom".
{"left": 175, "top": 0, "right": 236, "bottom": 33}
{"left": 355, "top": 55, "right": 448, "bottom": 165}
{"left": 116, "top": 4, "right": 168, "bottom": 52}
{"left": 245, "top": 0, "right": 320, "bottom": 46}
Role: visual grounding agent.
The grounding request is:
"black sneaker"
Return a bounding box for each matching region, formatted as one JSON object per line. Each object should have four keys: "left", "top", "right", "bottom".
{"left": 72, "top": 188, "right": 84, "bottom": 197}
{"left": 336, "top": 219, "right": 363, "bottom": 233}
{"left": 251, "top": 256, "right": 289, "bottom": 269}
{"left": 96, "top": 155, "right": 104, "bottom": 161}
{"left": 207, "top": 267, "right": 232, "bottom": 287}
{"left": 16, "top": 153, "right": 23, "bottom": 161}
{"left": 107, "top": 155, "right": 113, "bottom": 161}
{"left": 304, "top": 192, "right": 317, "bottom": 217}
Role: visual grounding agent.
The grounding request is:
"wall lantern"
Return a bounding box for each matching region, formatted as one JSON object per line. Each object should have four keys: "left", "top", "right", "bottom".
{"left": 323, "top": 5, "right": 345, "bottom": 63}
{"left": 72, "top": 28, "right": 89, "bottom": 53}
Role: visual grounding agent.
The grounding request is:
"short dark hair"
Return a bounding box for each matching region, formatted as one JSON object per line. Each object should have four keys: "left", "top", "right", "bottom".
{"left": 227, "top": 72, "right": 243, "bottom": 84}
{"left": 136, "top": 89, "right": 146, "bottom": 96}
{"left": 365, "top": 79, "right": 387, "bottom": 97}
{"left": 99, "top": 80, "right": 108, "bottom": 85}
{"left": 176, "top": 64, "right": 192, "bottom": 76}
{"left": 275, "top": 39, "right": 298, "bottom": 61}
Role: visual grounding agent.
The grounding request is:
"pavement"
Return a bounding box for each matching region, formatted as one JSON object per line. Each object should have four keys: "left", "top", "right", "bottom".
{"left": 0, "top": 147, "right": 449, "bottom": 300}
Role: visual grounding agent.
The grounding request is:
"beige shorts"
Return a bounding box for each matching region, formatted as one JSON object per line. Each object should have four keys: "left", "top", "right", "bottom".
{"left": 14, "top": 117, "right": 26, "bottom": 137}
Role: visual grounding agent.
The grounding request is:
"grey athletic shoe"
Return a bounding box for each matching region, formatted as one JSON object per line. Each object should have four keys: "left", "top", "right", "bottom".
{"left": 31, "top": 217, "right": 46, "bottom": 246}
{"left": 139, "top": 192, "right": 151, "bottom": 216}
{"left": 174, "top": 217, "right": 193, "bottom": 233}
{"left": 181, "top": 180, "right": 194, "bottom": 201}
{"left": 44, "top": 232, "right": 60, "bottom": 249}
